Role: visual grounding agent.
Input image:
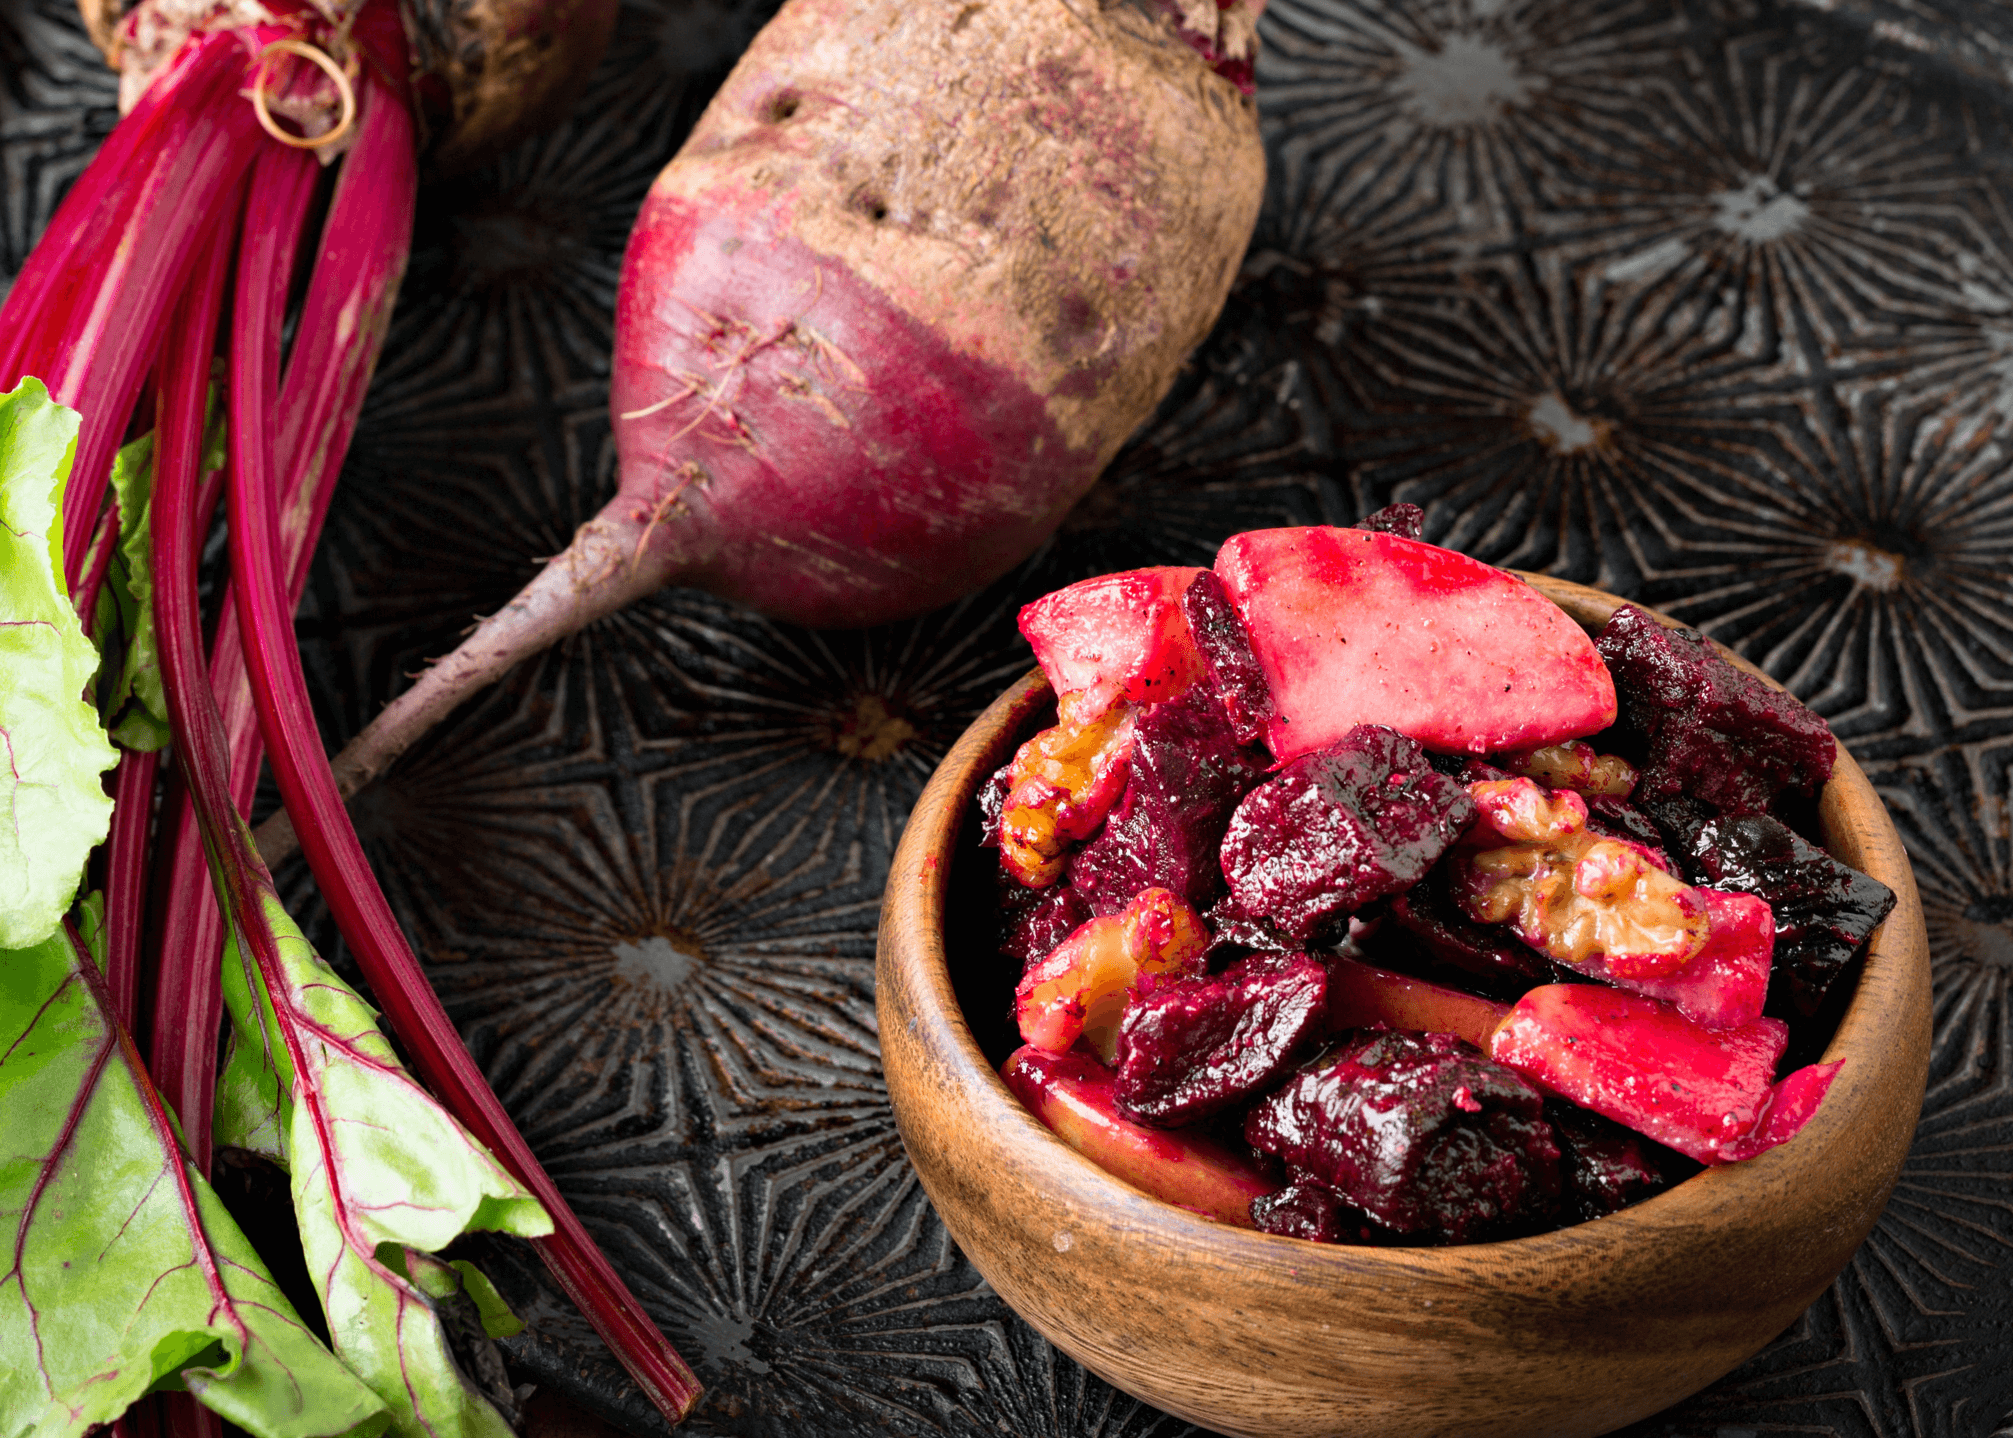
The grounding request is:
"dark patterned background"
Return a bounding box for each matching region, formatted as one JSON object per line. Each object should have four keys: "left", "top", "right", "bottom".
{"left": 4, "top": 0, "right": 2010, "bottom": 1432}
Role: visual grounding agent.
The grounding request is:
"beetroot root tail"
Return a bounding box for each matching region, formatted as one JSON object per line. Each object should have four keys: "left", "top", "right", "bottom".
{"left": 252, "top": 505, "right": 676, "bottom": 867}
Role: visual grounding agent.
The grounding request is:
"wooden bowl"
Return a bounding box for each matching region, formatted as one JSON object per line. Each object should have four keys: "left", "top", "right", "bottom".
{"left": 876, "top": 575, "right": 1931, "bottom": 1438}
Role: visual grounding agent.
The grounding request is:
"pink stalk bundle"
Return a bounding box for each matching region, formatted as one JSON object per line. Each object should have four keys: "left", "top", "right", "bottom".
{"left": 1, "top": 0, "right": 700, "bottom": 1429}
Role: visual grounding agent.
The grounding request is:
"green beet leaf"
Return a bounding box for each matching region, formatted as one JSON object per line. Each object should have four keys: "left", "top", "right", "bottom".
{"left": 94, "top": 402, "right": 221, "bottom": 752}
{"left": 447, "top": 1261, "right": 526, "bottom": 1341}
{"left": 214, "top": 865, "right": 552, "bottom": 1438}
{"left": 0, "top": 379, "right": 118, "bottom": 948}
{"left": 0, "top": 928, "right": 391, "bottom": 1438}
{"left": 96, "top": 430, "right": 168, "bottom": 751}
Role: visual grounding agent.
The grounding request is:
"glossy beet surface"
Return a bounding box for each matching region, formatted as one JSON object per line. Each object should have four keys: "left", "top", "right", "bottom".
{"left": 1180, "top": 569, "right": 1276, "bottom": 746}
{"left": 1353, "top": 502, "right": 1424, "bottom": 539}
{"left": 998, "top": 878, "right": 1091, "bottom": 969}
{"left": 1244, "top": 1028, "right": 1559, "bottom": 1241}
{"left": 1219, "top": 725, "right": 1476, "bottom": 945}
{"left": 1547, "top": 1102, "right": 1673, "bottom": 1225}
{"left": 1379, "top": 882, "right": 1562, "bottom": 999}
{"left": 1069, "top": 685, "right": 1269, "bottom": 915}
{"left": 1112, "top": 950, "right": 1329, "bottom": 1127}
{"left": 1686, "top": 814, "right": 1898, "bottom": 1020}
{"left": 1596, "top": 605, "right": 1836, "bottom": 816}
{"left": 1249, "top": 1177, "right": 1391, "bottom": 1245}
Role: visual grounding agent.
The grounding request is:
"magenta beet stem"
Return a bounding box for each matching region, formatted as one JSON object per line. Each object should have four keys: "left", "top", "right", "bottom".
{"left": 143, "top": 55, "right": 413, "bottom": 1150}
{"left": 32, "top": 28, "right": 273, "bottom": 587}
{"left": 0, "top": 32, "right": 236, "bottom": 387}
{"left": 273, "top": 63, "right": 416, "bottom": 565}
{"left": 227, "top": 86, "right": 706, "bottom": 1427}
{"left": 74, "top": 503, "right": 121, "bottom": 635}
{"left": 103, "top": 747, "right": 163, "bottom": 1033}
{"left": 141, "top": 185, "right": 246, "bottom": 1171}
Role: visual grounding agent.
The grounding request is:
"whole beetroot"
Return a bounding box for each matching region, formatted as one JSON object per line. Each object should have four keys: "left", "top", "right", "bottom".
{"left": 259, "top": 0, "right": 1267, "bottom": 855}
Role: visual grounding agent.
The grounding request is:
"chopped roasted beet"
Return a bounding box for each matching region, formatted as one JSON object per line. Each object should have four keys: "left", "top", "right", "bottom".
{"left": 1071, "top": 686, "right": 1269, "bottom": 915}
{"left": 1376, "top": 882, "right": 1562, "bottom": 1002}
{"left": 1000, "top": 880, "right": 1092, "bottom": 969}
{"left": 1180, "top": 570, "right": 1277, "bottom": 746}
{"left": 1250, "top": 1175, "right": 1397, "bottom": 1244}
{"left": 1596, "top": 606, "right": 1835, "bottom": 815}
{"left": 1546, "top": 1101, "right": 1669, "bottom": 1224}
{"left": 1687, "top": 813, "right": 1896, "bottom": 1019}
{"left": 1244, "top": 1028, "right": 1559, "bottom": 1241}
{"left": 1585, "top": 795, "right": 1675, "bottom": 871}
{"left": 1457, "top": 758, "right": 1511, "bottom": 785}
{"left": 1203, "top": 896, "right": 1304, "bottom": 956}
{"left": 1220, "top": 726, "right": 1478, "bottom": 946}
{"left": 1354, "top": 502, "right": 1425, "bottom": 540}
{"left": 1113, "top": 951, "right": 1330, "bottom": 1127}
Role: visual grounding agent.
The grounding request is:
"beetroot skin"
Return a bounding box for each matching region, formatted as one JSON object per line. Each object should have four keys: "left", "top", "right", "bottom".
{"left": 611, "top": 0, "right": 1266, "bottom": 627}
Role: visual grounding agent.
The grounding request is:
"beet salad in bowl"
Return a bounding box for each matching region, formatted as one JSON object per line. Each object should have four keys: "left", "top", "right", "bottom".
{"left": 876, "top": 510, "right": 1929, "bottom": 1438}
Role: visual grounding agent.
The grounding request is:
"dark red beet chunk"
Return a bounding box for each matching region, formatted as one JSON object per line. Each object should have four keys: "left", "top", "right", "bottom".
{"left": 1203, "top": 896, "right": 1301, "bottom": 956}
{"left": 1585, "top": 795, "right": 1676, "bottom": 871}
{"left": 1219, "top": 726, "right": 1478, "bottom": 947}
{"left": 1596, "top": 606, "right": 1835, "bottom": 815}
{"left": 1355, "top": 502, "right": 1425, "bottom": 540}
{"left": 1070, "top": 686, "right": 1269, "bottom": 915}
{"left": 1180, "top": 570, "right": 1276, "bottom": 746}
{"left": 1250, "top": 1175, "right": 1397, "bottom": 1245}
{"left": 1687, "top": 813, "right": 1896, "bottom": 1018}
{"left": 1112, "top": 951, "right": 1330, "bottom": 1127}
{"left": 1244, "top": 1028, "right": 1559, "bottom": 1241}
{"left": 1458, "top": 758, "right": 1511, "bottom": 785}
{"left": 1547, "top": 1101, "right": 1669, "bottom": 1224}
{"left": 999, "top": 879, "right": 1092, "bottom": 969}
{"left": 1376, "top": 883, "right": 1563, "bottom": 1002}
{"left": 978, "top": 762, "right": 1015, "bottom": 848}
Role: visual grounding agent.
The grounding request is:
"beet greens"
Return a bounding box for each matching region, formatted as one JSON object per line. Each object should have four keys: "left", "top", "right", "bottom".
{"left": 0, "top": 0, "right": 703, "bottom": 1428}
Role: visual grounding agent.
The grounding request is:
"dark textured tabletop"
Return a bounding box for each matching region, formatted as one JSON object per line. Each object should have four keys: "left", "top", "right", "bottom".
{"left": 5, "top": 0, "right": 2010, "bottom": 1432}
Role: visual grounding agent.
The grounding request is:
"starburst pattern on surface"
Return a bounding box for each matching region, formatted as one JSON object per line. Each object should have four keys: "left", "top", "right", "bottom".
{"left": 0, "top": 0, "right": 116, "bottom": 299}
{"left": 11, "top": 0, "right": 2013, "bottom": 1432}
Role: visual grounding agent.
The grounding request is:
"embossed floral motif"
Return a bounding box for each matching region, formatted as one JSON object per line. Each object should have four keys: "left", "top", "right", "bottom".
{"left": 9, "top": 0, "right": 2012, "bottom": 1431}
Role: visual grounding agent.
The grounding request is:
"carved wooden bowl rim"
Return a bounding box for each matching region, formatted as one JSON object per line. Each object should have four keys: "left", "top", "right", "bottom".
{"left": 876, "top": 573, "right": 1933, "bottom": 1438}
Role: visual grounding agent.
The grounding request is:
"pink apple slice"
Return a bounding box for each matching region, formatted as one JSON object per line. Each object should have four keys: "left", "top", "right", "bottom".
{"left": 1488, "top": 984, "right": 1838, "bottom": 1164}
{"left": 1324, "top": 955, "right": 1511, "bottom": 1050}
{"left": 1574, "top": 889, "right": 1774, "bottom": 1029}
{"left": 1002, "top": 1045, "right": 1273, "bottom": 1225}
{"left": 1215, "top": 527, "right": 1616, "bottom": 760}
{"left": 1019, "top": 566, "right": 1208, "bottom": 718}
